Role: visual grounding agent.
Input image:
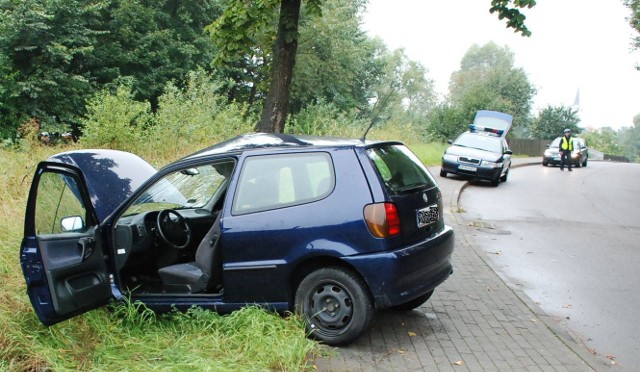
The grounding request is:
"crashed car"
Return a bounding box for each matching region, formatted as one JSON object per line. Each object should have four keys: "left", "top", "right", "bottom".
{"left": 440, "top": 110, "right": 513, "bottom": 186}
{"left": 21, "top": 133, "right": 454, "bottom": 345}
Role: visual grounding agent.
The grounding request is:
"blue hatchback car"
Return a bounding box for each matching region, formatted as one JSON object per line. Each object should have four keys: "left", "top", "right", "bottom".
{"left": 21, "top": 133, "right": 454, "bottom": 345}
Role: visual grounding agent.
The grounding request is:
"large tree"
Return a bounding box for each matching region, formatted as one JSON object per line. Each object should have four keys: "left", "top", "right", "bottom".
{"left": 210, "top": 0, "right": 536, "bottom": 133}
{"left": 440, "top": 42, "right": 536, "bottom": 137}
{"left": 529, "top": 105, "right": 581, "bottom": 140}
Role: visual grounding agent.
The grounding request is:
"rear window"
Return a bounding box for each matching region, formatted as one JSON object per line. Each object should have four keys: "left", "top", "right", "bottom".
{"left": 366, "top": 145, "right": 436, "bottom": 193}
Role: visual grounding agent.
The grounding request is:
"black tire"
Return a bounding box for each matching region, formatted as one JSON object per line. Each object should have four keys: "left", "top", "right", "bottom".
{"left": 388, "top": 290, "right": 434, "bottom": 311}
{"left": 575, "top": 160, "right": 581, "bottom": 168}
{"left": 440, "top": 169, "right": 447, "bottom": 177}
{"left": 583, "top": 158, "right": 588, "bottom": 167}
{"left": 542, "top": 161, "right": 548, "bottom": 167}
{"left": 295, "top": 267, "right": 373, "bottom": 345}
{"left": 500, "top": 169, "right": 509, "bottom": 183}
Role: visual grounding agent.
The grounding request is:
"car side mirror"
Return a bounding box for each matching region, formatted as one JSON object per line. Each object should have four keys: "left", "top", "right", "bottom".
{"left": 61, "top": 216, "right": 85, "bottom": 232}
{"left": 504, "top": 150, "right": 513, "bottom": 155}
{"left": 546, "top": 144, "right": 550, "bottom": 148}
{"left": 447, "top": 139, "right": 453, "bottom": 144}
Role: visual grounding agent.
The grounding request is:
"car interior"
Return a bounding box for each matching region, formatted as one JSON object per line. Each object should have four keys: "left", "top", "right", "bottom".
{"left": 114, "top": 161, "right": 234, "bottom": 296}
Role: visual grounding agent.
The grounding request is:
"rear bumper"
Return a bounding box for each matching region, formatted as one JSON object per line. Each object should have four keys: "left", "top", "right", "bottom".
{"left": 344, "top": 226, "right": 454, "bottom": 309}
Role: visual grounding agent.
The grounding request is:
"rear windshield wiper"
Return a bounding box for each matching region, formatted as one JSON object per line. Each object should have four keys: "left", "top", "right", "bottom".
{"left": 395, "top": 184, "right": 430, "bottom": 193}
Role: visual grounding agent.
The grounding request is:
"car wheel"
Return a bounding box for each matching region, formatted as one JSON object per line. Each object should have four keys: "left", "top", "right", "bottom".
{"left": 295, "top": 267, "right": 373, "bottom": 345}
{"left": 542, "top": 160, "right": 548, "bottom": 166}
{"left": 575, "top": 160, "right": 581, "bottom": 168}
{"left": 500, "top": 169, "right": 509, "bottom": 183}
{"left": 440, "top": 169, "right": 447, "bottom": 177}
{"left": 388, "top": 290, "right": 434, "bottom": 311}
{"left": 583, "top": 158, "right": 588, "bottom": 167}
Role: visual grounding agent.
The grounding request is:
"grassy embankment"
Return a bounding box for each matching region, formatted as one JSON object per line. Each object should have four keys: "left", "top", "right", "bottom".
{"left": 0, "top": 137, "right": 445, "bottom": 370}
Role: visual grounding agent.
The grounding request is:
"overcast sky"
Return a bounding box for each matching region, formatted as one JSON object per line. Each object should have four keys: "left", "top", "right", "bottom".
{"left": 362, "top": 0, "right": 640, "bottom": 130}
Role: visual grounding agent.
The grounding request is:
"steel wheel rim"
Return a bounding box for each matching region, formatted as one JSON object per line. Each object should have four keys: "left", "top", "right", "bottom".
{"left": 305, "top": 281, "right": 354, "bottom": 337}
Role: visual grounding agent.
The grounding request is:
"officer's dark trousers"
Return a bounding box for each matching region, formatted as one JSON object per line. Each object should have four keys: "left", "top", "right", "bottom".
{"left": 560, "top": 150, "right": 572, "bottom": 170}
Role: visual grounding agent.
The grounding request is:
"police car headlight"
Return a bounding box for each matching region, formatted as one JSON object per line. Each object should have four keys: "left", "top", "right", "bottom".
{"left": 443, "top": 154, "right": 457, "bottom": 162}
{"left": 544, "top": 149, "right": 553, "bottom": 157}
{"left": 482, "top": 160, "right": 502, "bottom": 168}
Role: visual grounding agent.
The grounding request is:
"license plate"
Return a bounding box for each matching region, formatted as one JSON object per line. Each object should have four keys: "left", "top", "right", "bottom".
{"left": 458, "top": 164, "right": 477, "bottom": 172}
{"left": 553, "top": 157, "right": 560, "bottom": 161}
{"left": 416, "top": 204, "right": 439, "bottom": 228}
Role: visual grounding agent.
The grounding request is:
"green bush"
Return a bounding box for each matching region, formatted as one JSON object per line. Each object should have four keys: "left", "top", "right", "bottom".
{"left": 80, "top": 86, "right": 152, "bottom": 152}
{"left": 286, "top": 100, "right": 367, "bottom": 138}
{"left": 150, "top": 71, "right": 255, "bottom": 158}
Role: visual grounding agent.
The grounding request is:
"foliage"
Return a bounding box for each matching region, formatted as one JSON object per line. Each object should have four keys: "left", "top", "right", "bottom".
{"left": 365, "top": 46, "right": 437, "bottom": 129}
{"left": 425, "top": 102, "right": 470, "bottom": 141}
{"left": 582, "top": 114, "right": 640, "bottom": 162}
{"left": 79, "top": 85, "right": 152, "bottom": 152}
{"left": 529, "top": 105, "right": 581, "bottom": 140}
{"left": 80, "top": 72, "right": 256, "bottom": 160}
{"left": 490, "top": 0, "right": 536, "bottom": 36}
{"left": 286, "top": 100, "right": 366, "bottom": 137}
{"left": 619, "top": 113, "right": 640, "bottom": 161}
{"left": 89, "top": 0, "right": 220, "bottom": 109}
{"left": 0, "top": 0, "right": 106, "bottom": 132}
{"left": 583, "top": 127, "right": 624, "bottom": 156}
{"left": 0, "top": 0, "right": 219, "bottom": 137}
{"left": 151, "top": 70, "right": 255, "bottom": 158}
{"left": 624, "top": 0, "right": 640, "bottom": 68}
{"left": 292, "top": 0, "right": 379, "bottom": 114}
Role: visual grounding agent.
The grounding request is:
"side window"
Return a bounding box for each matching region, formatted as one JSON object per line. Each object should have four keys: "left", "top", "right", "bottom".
{"left": 232, "top": 152, "right": 334, "bottom": 215}
{"left": 35, "top": 172, "right": 89, "bottom": 234}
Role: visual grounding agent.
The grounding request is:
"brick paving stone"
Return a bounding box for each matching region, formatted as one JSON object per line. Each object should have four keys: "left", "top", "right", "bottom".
{"left": 314, "top": 160, "right": 606, "bottom": 371}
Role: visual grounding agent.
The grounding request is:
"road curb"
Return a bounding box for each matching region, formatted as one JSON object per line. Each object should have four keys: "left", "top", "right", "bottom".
{"left": 449, "top": 158, "right": 610, "bottom": 371}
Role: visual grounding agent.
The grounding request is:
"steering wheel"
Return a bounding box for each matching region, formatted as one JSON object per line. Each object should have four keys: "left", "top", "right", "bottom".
{"left": 156, "top": 210, "right": 192, "bottom": 249}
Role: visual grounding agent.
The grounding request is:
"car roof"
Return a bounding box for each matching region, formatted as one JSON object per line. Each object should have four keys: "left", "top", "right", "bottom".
{"left": 182, "top": 133, "right": 398, "bottom": 160}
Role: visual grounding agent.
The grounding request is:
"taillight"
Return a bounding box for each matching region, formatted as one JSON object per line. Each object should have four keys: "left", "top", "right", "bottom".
{"left": 364, "top": 202, "right": 400, "bottom": 238}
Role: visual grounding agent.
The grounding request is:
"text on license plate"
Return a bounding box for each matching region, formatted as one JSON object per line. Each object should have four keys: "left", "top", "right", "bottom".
{"left": 416, "top": 204, "right": 439, "bottom": 228}
{"left": 458, "top": 164, "right": 477, "bottom": 172}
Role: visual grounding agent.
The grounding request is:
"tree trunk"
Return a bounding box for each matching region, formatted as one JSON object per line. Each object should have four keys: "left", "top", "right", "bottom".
{"left": 255, "top": 0, "right": 301, "bottom": 133}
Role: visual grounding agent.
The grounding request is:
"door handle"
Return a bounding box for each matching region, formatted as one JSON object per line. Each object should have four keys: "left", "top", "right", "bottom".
{"left": 78, "top": 238, "right": 94, "bottom": 261}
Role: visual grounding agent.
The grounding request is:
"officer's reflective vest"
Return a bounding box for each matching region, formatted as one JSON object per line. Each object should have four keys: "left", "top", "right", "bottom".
{"left": 561, "top": 137, "right": 573, "bottom": 151}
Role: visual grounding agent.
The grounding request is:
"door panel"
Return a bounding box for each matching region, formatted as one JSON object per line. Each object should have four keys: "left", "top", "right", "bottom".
{"left": 21, "top": 163, "right": 111, "bottom": 326}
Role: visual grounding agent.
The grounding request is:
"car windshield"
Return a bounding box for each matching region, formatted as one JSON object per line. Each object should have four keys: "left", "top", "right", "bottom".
{"left": 123, "top": 161, "right": 234, "bottom": 216}
{"left": 454, "top": 133, "right": 502, "bottom": 153}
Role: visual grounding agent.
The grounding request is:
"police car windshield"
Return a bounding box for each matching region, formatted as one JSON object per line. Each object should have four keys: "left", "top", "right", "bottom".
{"left": 454, "top": 133, "right": 502, "bottom": 153}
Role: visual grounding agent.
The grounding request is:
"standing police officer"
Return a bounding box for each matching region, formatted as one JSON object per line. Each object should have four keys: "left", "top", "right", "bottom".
{"left": 560, "top": 128, "right": 573, "bottom": 171}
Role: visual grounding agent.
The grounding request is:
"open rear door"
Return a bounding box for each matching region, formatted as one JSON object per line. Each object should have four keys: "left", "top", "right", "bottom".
{"left": 20, "top": 162, "right": 111, "bottom": 326}
{"left": 473, "top": 110, "right": 513, "bottom": 137}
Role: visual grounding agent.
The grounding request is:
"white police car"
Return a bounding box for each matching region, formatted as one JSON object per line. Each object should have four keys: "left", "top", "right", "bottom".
{"left": 440, "top": 111, "right": 513, "bottom": 186}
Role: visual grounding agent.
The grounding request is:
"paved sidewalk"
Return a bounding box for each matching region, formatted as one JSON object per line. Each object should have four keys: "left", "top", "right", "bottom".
{"left": 315, "top": 159, "right": 609, "bottom": 371}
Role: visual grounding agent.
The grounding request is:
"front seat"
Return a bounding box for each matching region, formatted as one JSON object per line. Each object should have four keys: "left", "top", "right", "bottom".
{"left": 157, "top": 212, "right": 223, "bottom": 293}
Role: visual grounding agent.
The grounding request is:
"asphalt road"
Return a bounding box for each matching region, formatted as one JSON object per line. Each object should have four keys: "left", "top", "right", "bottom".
{"left": 458, "top": 160, "right": 640, "bottom": 370}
